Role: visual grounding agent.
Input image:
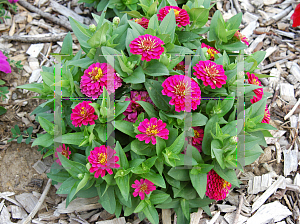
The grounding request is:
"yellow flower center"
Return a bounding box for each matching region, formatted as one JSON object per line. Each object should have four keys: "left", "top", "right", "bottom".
{"left": 135, "top": 18, "right": 142, "bottom": 23}
{"left": 252, "top": 78, "right": 260, "bottom": 86}
{"left": 139, "top": 38, "right": 156, "bottom": 51}
{"left": 98, "top": 153, "right": 107, "bottom": 165}
{"left": 80, "top": 107, "right": 86, "bottom": 116}
{"left": 62, "top": 149, "right": 69, "bottom": 158}
{"left": 89, "top": 67, "right": 103, "bottom": 82}
{"left": 207, "top": 48, "right": 217, "bottom": 58}
{"left": 222, "top": 180, "right": 231, "bottom": 189}
{"left": 169, "top": 8, "right": 180, "bottom": 17}
{"left": 194, "top": 130, "right": 200, "bottom": 138}
{"left": 174, "top": 81, "right": 190, "bottom": 96}
{"left": 146, "top": 125, "right": 159, "bottom": 136}
{"left": 140, "top": 183, "right": 148, "bottom": 192}
{"left": 264, "top": 109, "right": 270, "bottom": 118}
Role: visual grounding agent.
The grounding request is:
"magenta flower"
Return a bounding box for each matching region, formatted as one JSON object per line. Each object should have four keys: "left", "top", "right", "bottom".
{"left": 0, "top": 51, "right": 12, "bottom": 74}
{"left": 192, "top": 127, "right": 204, "bottom": 153}
{"left": 129, "top": 34, "right": 165, "bottom": 61}
{"left": 206, "top": 169, "right": 231, "bottom": 200}
{"left": 123, "top": 91, "right": 154, "bottom": 123}
{"left": 193, "top": 60, "right": 227, "bottom": 89}
{"left": 132, "top": 179, "right": 156, "bottom": 200}
{"left": 291, "top": 3, "right": 300, "bottom": 27}
{"left": 162, "top": 75, "right": 201, "bottom": 112}
{"left": 70, "top": 101, "right": 98, "bottom": 127}
{"left": 247, "top": 72, "right": 263, "bottom": 104}
{"left": 133, "top": 17, "right": 149, "bottom": 29}
{"left": 136, "top": 117, "right": 169, "bottom": 145}
{"left": 157, "top": 6, "right": 190, "bottom": 27}
{"left": 88, "top": 145, "right": 120, "bottom": 178}
{"left": 8, "top": 0, "right": 19, "bottom": 3}
{"left": 54, "top": 144, "right": 71, "bottom": 166}
{"left": 80, "top": 63, "right": 122, "bottom": 99}
{"left": 201, "top": 43, "right": 220, "bottom": 60}
{"left": 234, "top": 30, "right": 249, "bottom": 46}
{"left": 262, "top": 105, "right": 270, "bottom": 124}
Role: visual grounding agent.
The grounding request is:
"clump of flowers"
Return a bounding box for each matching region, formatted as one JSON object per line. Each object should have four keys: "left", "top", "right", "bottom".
{"left": 157, "top": 6, "right": 190, "bottom": 27}
{"left": 131, "top": 179, "right": 156, "bottom": 200}
{"left": 201, "top": 43, "right": 220, "bottom": 60}
{"left": 123, "top": 91, "right": 153, "bottom": 123}
{"left": 129, "top": 34, "right": 165, "bottom": 61}
{"left": 133, "top": 17, "right": 149, "bottom": 29}
{"left": 162, "top": 75, "right": 201, "bottom": 112}
{"left": 88, "top": 145, "right": 120, "bottom": 178}
{"left": 0, "top": 51, "right": 11, "bottom": 74}
{"left": 136, "top": 117, "right": 169, "bottom": 145}
{"left": 193, "top": 61, "right": 227, "bottom": 89}
{"left": 80, "top": 63, "right": 122, "bottom": 99}
{"left": 247, "top": 72, "right": 263, "bottom": 104}
{"left": 262, "top": 105, "right": 270, "bottom": 124}
{"left": 70, "top": 101, "right": 98, "bottom": 127}
{"left": 206, "top": 169, "right": 231, "bottom": 200}
{"left": 234, "top": 30, "right": 249, "bottom": 46}
{"left": 54, "top": 144, "right": 71, "bottom": 165}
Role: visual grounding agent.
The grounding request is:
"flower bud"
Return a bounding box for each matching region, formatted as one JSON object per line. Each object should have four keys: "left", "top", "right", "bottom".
{"left": 77, "top": 173, "right": 84, "bottom": 179}
{"left": 229, "top": 136, "right": 239, "bottom": 144}
{"left": 89, "top": 24, "right": 96, "bottom": 32}
{"left": 86, "top": 163, "right": 92, "bottom": 171}
{"left": 113, "top": 17, "right": 120, "bottom": 26}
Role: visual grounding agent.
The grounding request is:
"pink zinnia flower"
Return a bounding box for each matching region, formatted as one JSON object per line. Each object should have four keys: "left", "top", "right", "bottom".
{"left": 88, "top": 145, "right": 120, "bottom": 178}
{"left": 234, "top": 30, "right": 249, "bottom": 46}
{"left": 136, "top": 117, "right": 169, "bottom": 145}
{"left": 80, "top": 63, "right": 122, "bottom": 99}
{"left": 123, "top": 91, "right": 154, "bottom": 123}
{"left": 131, "top": 179, "right": 156, "bottom": 200}
{"left": 0, "top": 51, "right": 12, "bottom": 74}
{"left": 291, "top": 3, "right": 300, "bottom": 27}
{"left": 54, "top": 144, "right": 71, "bottom": 166}
{"left": 157, "top": 6, "right": 190, "bottom": 27}
{"left": 206, "top": 169, "right": 231, "bottom": 201}
{"left": 70, "top": 101, "right": 98, "bottom": 127}
{"left": 262, "top": 105, "right": 270, "bottom": 124}
{"left": 247, "top": 72, "right": 263, "bottom": 104}
{"left": 193, "top": 60, "right": 227, "bottom": 89}
{"left": 201, "top": 43, "right": 220, "bottom": 60}
{"left": 162, "top": 75, "right": 201, "bottom": 112}
{"left": 132, "top": 17, "right": 149, "bottom": 29}
{"left": 192, "top": 127, "right": 204, "bottom": 153}
{"left": 8, "top": 0, "right": 19, "bottom": 3}
{"left": 129, "top": 34, "right": 165, "bottom": 61}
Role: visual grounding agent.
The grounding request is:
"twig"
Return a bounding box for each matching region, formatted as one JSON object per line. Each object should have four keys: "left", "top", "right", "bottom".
{"left": 17, "top": 0, "right": 73, "bottom": 31}
{"left": 233, "top": 194, "right": 244, "bottom": 224}
{"left": 284, "top": 98, "right": 300, "bottom": 120}
{"left": 265, "top": 5, "right": 293, "bottom": 25}
{"left": 232, "top": 0, "right": 241, "bottom": 14}
{"left": 21, "top": 179, "right": 52, "bottom": 224}
{"left": 2, "top": 33, "right": 68, "bottom": 43}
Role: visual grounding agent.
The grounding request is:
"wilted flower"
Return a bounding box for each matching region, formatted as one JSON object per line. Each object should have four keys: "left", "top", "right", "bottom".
{"left": 174, "top": 61, "right": 185, "bottom": 72}
{"left": 193, "top": 60, "right": 227, "bottom": 89}
{"left": 129, "top": 34, "right": 164, "bottom": 61}
{"left": 80, "top": 63, "right": 122, "bottom": 99}
{"left": 247, "top": 72, "right": 263, "bottom": 104}
{"left": 88, "top": 145, "right": 120, "bottom": 178}
{"left": 54, "top": 144, "right": 71, "bottom": 166}
{"left": 234, "top": 30, "right": 249, "bottom": 46}
{"left": 291, "top": 3, "right": 300, "bottom": 27}
{"left": 262, "top": 105, "right": 270, "bottom": 124}
{"left": 157, "top": 6, "right": 190, "bottom": 27}
{"left": 136, "top": 117, "right": 169, "bottom": 145}
{"left": 162, "top": 75, "right": 201, "bottom": 112}
{"left": 131, "top": 179, "right": 156, "bottom": 200}
{"left": 123, "top": 91, "right": 154, "bottom": 123}
{"left": 192, "top": 127, "right": 204, "bottom": 153}
{"left": 70, "top": 101, "right": 98, "bottom": 127}
{"left": 201, "top": 43, "right": 220, "bottom": 60}
{"left": 0, "top": 51, "right": 12, "bottom": 74}
{"left": 206, "top": 169, "right": 231, "bottom": 200}
{"left": 133, "top": 17, "right": 149, "bottom": 29}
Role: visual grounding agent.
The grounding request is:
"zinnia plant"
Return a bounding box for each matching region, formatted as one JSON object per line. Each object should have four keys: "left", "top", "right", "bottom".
{"left": 18, "top": 1, "right": 277, "bottom": 223}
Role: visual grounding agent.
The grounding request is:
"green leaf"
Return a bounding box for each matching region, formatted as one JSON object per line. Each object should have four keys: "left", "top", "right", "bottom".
{"left": 67, "top": 58, "right": 93, "bottom": 69}
{"left": 143, "top": 204, "right": 159, "bottom": 224}
{"left": 56, "top": 177, "right": 78, "bottom": 194}
{"left": 134, "top": 200, "right": 147, "bottom": 213}
{"left": 216, "top": 42, "right": 248, "bottom": 51}
{"left": 55, "top": 132, "right": 84, "bottom": 145}
{"left": 213, "top": 162, "right": 240, "bottom": 187}
{"left": 211, "top": 139, "right": 225, "bottom": 169}
{"left": 124, "top": 10, "right": 143, "bottom": 18}
{"left": 38, "top": 116, "right": 54, "bottom": 135}
{"left": 156, "top": 137, "right": 166, "bottom": 157}
{"left": 168, "top": 167, "right": 190, "bottom": 181}
{"left": 181, "top": 199, "right": 190, "bottom": 220}
{"left": 115, "top": 120, "right": 136, "bottom": 137}
{"left": 176, "top": 31, "right": 201, "bottom": 43}
{"left": 189, "top": 8, "right": 209, "bottom": 28}
{"left": 17, "top": 135, "right": 23, "bottom": 143}
{"left": 114, "top": 141, "right": 129, "bottom": 169}
{"left": 226, "top": 12, "right": 242, "bottom": 30}
{"left": 69, "top": 17, "right": 92, "bottom": 50}
{"left": 165, "top": 132, "right": 185, "bottom": 154}
{"left": 202, "top": 115, "right": 218, "bottom": 155}
{"left": 144, "top": 61, "right": 169, "bottom": 77}
{"left": 192, "top": 113, "right": 208, "bottom": 126}
{"left": 148, "top": 0, "right": 158, "bottom": 17}
{"left": 159, "top": 9, "right": 176, "bottom": 41}
{"left": 123, "top": 66, "right": 145, "bottom": 84}
{"left": 190, "top": 171, "right": 207, "bottom": 198}
{"left": 47, "top": 170, "right": 70, "bottom": 183}
{"left": 14, "top": 125, "right": 20, "bottom": 134}
{"left": 144, "top": 79, "right": 171, "bottom": 111}
{"left": 126, "top": 28, "right": 140, "bottom": 56}
{"left": 61, "top": 32, "right": 73, "bottom": 56}
{"left": 115, "top": 175, "right": 130, "bottom": 202}
{"left": 0, "top": 106, "right": 6, "bottom": 116}
{"left": 140, "top": 170, "right": 166, "bottom": 188}
{"left": 17, "top": 83, "right": 44, "bottom": 94}
{"left": 173, "top": 182, "right": 197, "bottom": 200}
{"left": 115, "top": 101, "right": 131, "bottom": 118}
{"left": 136, "top": 101, "right": 158, "bottom": 118}
{"left": 87, "top": 22, "right": 109, "bottom": 48}
{"left": 148, "top": 14, "right": 159, "bottom": 31}
{"left": 131, "top": 139, "right": 156, "bottom": 156}
{"left": 98, "top": 185, "right": 116, "bottom": 214}
{"left": 222, "top": 119, "right": 244, "bottom": 136}
{"left": 150, "top": 191, "right": 170, "bottom": 204}
{"left": 128, "top": 20, "right": 145, "bottom": 35}
{"left": 189, "top": 197, "right": 214, "bottom": 208}
{"left": 58, "top": 153, "right": 87, "bottom": 179}
{"left": 32, "top": 133, "right": 53, "bottom": 148}
{"left": 155, "top": 198, "right": 180, "bottom": 209}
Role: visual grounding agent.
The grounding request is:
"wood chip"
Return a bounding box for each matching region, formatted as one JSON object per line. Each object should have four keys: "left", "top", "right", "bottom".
{"left": 280, "top": 83, "right": 296, "bottom": 102}
{"left": 251, "top": 176, "right": 286, "bottom": 213}
{"left": 10, "top": 205, "right": 28, "bottom": 219}
{"left": 0, "top": 205, "right": 12, "bottom": 224}
{"left": 95, "top": 217, "right": 126, "bottom": 224}
{"left": 15, "top": 193, "right": 42, "bottom": 213}
{"left": 26, "top": 43, "right": 44, "bottom": 57}
{"left": 162, "top": 209, "right": 171, "bottom": 224}
{"left": 247, "top": 201, "right": 292, "bottom": 224}
{"left": 217, "top": 204, "right": 237, "bottom": 213}
{"left": 32, "top": 160, "right": 47, "bottom": 174}
{"left": 56, "top": 197, "right": 102, "bottom": 214}
{"left": 283, "top": 149, "right": 298, "bottom": 176}
{"left": 190, "top": 208, "right": 203, "bottom": 224}
{"left": 224, "top": 212, "right": 249, "bottom": 224}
